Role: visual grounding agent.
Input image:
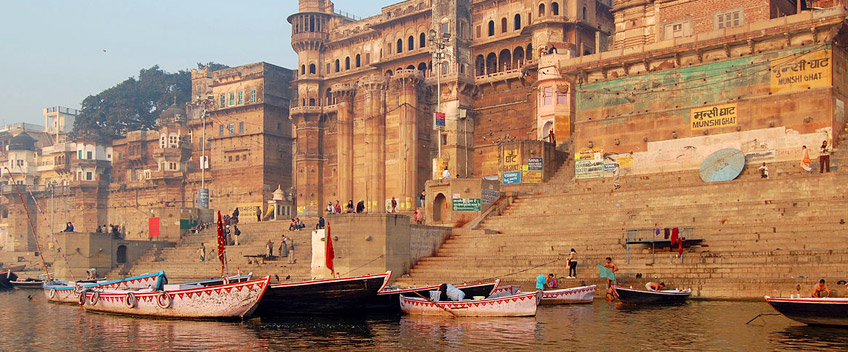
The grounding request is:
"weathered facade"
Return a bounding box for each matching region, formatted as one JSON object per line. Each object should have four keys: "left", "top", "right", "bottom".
{"left": 289, "top": 0, "right": 614, "bottom": 216}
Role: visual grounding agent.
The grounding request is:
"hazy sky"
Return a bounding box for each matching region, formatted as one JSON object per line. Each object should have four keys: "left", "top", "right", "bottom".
{"left": 0, "top": 0, "right": 395, "bottom": 126}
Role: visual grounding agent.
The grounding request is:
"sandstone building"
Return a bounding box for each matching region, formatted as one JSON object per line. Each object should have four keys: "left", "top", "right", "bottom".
{"left": 289, "top": 0, "right": 614, "bottom": 216}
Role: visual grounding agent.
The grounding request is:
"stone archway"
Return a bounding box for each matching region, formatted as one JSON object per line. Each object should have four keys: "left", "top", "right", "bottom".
{"left": 542, "top": 120, "right": 554, "bottom": 140}
{"left": 116, "top": 245, "right": 127, "bottom": 264}
{"left": 433, "top": 193, "right": 447, "bottom": 223}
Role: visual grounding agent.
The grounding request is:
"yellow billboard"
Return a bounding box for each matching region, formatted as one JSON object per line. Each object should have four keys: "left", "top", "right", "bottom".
{"left": 690, "top": 103, "right": 737, "bottom": 130}
{"left": 770, "top": 49, "right": 832, "bottom": 94}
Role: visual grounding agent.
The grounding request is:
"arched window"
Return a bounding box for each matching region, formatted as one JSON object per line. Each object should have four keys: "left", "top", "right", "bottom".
{"left": 475, "top": 55, "right": 485, "bottom": 76}
{"left": 334, "top": 59, "right": 340, "bottom": 73}
{"left": 309, "top": 98, "right": 316, "bottom": 106}
{"left": 583, "top": 6, "right": 587, "bottom": 20}
{"left": 418, "top": 62, "right": 428, "bottom": 72}
{"left": 385, "top": 70, "right": 394, "bottom": 76}
{"left": 355, "top": 54, "right": 361, "bottom": 68}
{"left": 488, "top": 20, "right": 495, "bottom": 36}
{"left": 397, "top": 39, "right": 403, "bottom": 53}
{"left": 552, "top": 2, "right": 559, "bottom": 16}
{"left": 539, "top": 3, "right": 546, "bottom": 17}
{"left": 408, "top": 36, "right": 415, "bottom": 52}
{"left": 501, "top": 18, "right": 507, "bottom": 33}
{"left": 301, "top": 65, "right": 306, "bottom": 75}
{"left": 420, "top": 33, "right": 426, "bottom": 48}
{"left": 514, "top": 14, "right": 522, "bottom": 30}
{"left": 309, "top": 64, "right": 316, "bottom": 74}
{"left": 345, "top": 57, "right": 350, "bottom": 70}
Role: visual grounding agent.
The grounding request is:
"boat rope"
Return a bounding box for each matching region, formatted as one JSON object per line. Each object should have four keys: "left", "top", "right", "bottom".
{"left": 339, "top": 254, "right": 385, "bottom": 277}
{"left": 482, "top": 256, "right": 564, "bottom": 282}
{"left": 4, "top": 167, "right": 52, "bottom": 279}
{"left": 17, "top": 166, "right": 75, "bottom": 280}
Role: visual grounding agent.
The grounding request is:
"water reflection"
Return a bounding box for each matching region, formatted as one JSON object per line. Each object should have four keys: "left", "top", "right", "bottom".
{"left": 2, "top": 290, "right": 847, "bottom": 351}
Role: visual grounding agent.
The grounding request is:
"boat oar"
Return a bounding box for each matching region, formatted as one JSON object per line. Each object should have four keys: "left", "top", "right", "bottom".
{"left": 413, "top": 291, "right": 458, "bottom": 317}
{"left": 745, "top": 313, "right": 781, "bottom": 325}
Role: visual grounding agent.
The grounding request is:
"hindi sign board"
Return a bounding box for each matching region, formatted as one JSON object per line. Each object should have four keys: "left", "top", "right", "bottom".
{"left": 690, "top": 103, "right": 737, "bottom": 130}
{"left": 770, "top": 49, "right": 832, "bottom": 94}
{"left": 523, "top": 157, "right": 543, "bottom": 183}
{"left": 452, "top": 198, "right": 482, "bottom": 212}
{"left": 503, "top": 171, "right": 521, "bottom": 184}
{"left": 528, "top": 157, "right": 543, "bottom": 170}
{"left": 576, "top": 148, "right": 601, "bottom": 161}
{"left": 575, "top": 160, "right": 604, "bottom": 180}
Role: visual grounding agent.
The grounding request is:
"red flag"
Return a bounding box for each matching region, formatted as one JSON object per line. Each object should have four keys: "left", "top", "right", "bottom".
{"left": 216, "top": 211, "right": 227, "bottom": 276}
{"left": 325, "top": 222, "right": 335, "bottom": 275}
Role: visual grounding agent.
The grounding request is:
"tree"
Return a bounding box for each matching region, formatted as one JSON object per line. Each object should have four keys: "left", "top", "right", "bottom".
{"left": 73, "top": 66, "right": 192, "bottom": 139}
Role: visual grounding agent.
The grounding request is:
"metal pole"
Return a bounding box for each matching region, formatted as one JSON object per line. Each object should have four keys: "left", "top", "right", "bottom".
{"left": 201, "top": 109, "right": 206, "bottom": 190}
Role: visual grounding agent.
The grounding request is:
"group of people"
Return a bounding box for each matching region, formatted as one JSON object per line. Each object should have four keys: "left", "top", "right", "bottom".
{"left": 288, "top": 218, "right": 306, "bottom": 231}
{"left": 800, "top": 140, "right": 832, "bottom": 174}
{"left": 326, "top": 200, "right": 366, "bottom": 214}
{"left": 95, "top": 224, "right": 124, "bottom": 239}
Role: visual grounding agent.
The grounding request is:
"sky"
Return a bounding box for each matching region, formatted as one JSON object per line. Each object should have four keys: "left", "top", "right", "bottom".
{"left": 0, "top": 0, "right": 396, "bottom": 126}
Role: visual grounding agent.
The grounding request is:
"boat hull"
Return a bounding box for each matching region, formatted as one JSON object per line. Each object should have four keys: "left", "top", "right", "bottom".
{"left": 541, "top": 285, "right": 596, "bottom": 304}
{"left": 400, "top": 291, "right": 540, "bottom": 317}
{"left": 11, "top": 279, "right": 44, "bottom": 289}
{"left": 254, "top": 272, "right": 391, "bottom": 316}
{"left": 43, "top": 271, "right": 167, "bottom": 304}
{"left": 765, "top": 296, "right": 848, "bottom": 327}
{"left": 365, "top": 280, "right": 499, "bottom": 313}
{"left": 614, "top": 287, "right": 691, "bottom": 304}
{"left": 0, "top": 271, "right": 18, "bottom": 290}
{"left": 81, "top": 277, "right": 270, "bottom": 319}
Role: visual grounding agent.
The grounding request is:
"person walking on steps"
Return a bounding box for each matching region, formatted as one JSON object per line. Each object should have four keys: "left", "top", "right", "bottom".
{"left": 567, "top": 248, "right": 578, "bottom": 278}
{"left": 198, "top": 243, "right": 206, "bottom": 262}
{"left": 286, "top": 235, "right": 295, "bottom": 264}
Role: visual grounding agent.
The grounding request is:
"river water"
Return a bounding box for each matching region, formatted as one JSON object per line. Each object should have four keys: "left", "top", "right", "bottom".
{"left": 1, "top": 289, "right": 845, "bottom": 351}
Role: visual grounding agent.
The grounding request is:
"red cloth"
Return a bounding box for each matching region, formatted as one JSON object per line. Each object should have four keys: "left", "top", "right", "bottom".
{"left": 670, "top": 227, "right": 679, "bottom": 246}
{"left": 325, "top": 222, "right": 335, "bottom": 274}
{"left": 216, "top": 211, "right": 227, "bottom": 275}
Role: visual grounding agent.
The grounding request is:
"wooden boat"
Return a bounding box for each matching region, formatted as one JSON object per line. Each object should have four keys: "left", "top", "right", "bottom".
{"left": 399, "top": 290, "right": 541, "bottom": 317}
{"left": 614, "top": 286, "right": 691, "bottom": 304}
{"left": 11, "top": 278, "right": 44, "bottom": 289}
{"left": 43, "top": 271, "right": 167, "bottom": 304}
{"left": 541, "top": 285, "right": 597, "bottom": 304}
{"left": 0, "top": 270, "right": 18, "bottom": 290}
{"left": 764, "top": 296, "right": 848, "bottom": 327}
{"left": 254, "top": 271, "right": 391, "bottom": 316}
{"left": 81, "top": 276, "right": 270, "bottom": 319}
{"left": 170, "top": 273, "right": 253, "bottom": 288}
{"left": 365, "top": 279, "right": 500, "bottom": 313}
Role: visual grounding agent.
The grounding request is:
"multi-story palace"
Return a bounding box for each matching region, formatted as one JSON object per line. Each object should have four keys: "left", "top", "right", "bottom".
{"left": 289, "top": 0, "right": 615, "bottom": 215}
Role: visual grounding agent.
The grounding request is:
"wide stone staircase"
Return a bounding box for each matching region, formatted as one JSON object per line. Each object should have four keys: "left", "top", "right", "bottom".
{"left": 107, "top": 220, "right": 316, "bottom": 284}
{"left": 396, "top": 160, "right": 848, "bottom": 299}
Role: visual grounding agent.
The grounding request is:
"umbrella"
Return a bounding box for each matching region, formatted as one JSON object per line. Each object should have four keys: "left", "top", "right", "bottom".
{"left": 699, "top": 148, "right": 745, "bottom": 182}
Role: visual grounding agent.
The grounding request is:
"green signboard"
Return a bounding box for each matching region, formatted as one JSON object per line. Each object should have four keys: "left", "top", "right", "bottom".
{"left": 452, "top": 198, "right": 482, "bottom": 212}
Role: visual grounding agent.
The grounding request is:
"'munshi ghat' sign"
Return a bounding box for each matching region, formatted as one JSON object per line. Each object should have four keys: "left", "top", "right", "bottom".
{"left": 690, "top": 103, "right": 737, "bottom": 130}
{"left": 770, "top": 49, "right": 832, "bottom": 94}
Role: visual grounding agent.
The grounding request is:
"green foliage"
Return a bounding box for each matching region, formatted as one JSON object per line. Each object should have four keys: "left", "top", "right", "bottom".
{"left": 73, "top": 62, "right": 229, "bottom": 139}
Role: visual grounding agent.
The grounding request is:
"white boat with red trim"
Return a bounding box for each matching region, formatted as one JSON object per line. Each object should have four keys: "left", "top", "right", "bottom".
{"left": 765, "top": 296, "right": 848, "bottom": 327}
{"left": 43, "top": 271, "right": 167, "bottom": 304}
{"left": 399, "top": 290, "right": 541, "bottom": 317}
{"left": 80, "top": 276, "right": 270, "bottom": 319}
{"left": 540, "top": 285, "right": 596, "bottom": 304}
{"left": 366, "top": 279, "right": 500, "bottom": 313}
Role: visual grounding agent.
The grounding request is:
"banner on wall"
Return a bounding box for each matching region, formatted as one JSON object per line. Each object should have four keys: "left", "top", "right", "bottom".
{"left": 501, "top": 148, "right": 522, "bottom": 185}
{"left": 555, "top": 115, "right": 571, "bottom": 137}
{"left": 575, "top": 148, "right": 601, "bottom": 161}
{"left": 523, "top": 157, "right": 543, "bottom": 183}
{"left": 690, "top": 103, "right": 737, "bottom": 130}
{"left": 452, "top": 198, "right": 482, "bottom": 212}
{"left": 770, "top": 49, "right": 832, "bottom": 94}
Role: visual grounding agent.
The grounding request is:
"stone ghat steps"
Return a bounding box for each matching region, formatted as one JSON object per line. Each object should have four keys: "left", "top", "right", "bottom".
{"left": 118, "top": 221, "right": 315, "bottom": 282}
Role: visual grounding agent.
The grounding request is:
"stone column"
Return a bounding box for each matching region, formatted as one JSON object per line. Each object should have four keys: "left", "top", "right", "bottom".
{"left": 391, "top": 70, "right": 422, "bottom": 211}
{"left": 359, "top": 76, "right": 387, "bottom": 212}
{"left": 291, "top": 108, "right": 324, "bottom": 217}
{"left": 332, "top": 83, "right": 355, "bottom": 205}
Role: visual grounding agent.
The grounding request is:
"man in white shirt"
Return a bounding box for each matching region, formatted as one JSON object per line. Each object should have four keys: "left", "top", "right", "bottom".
{"left": 441, "top": 167, "right": 451, "bottom": 179}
